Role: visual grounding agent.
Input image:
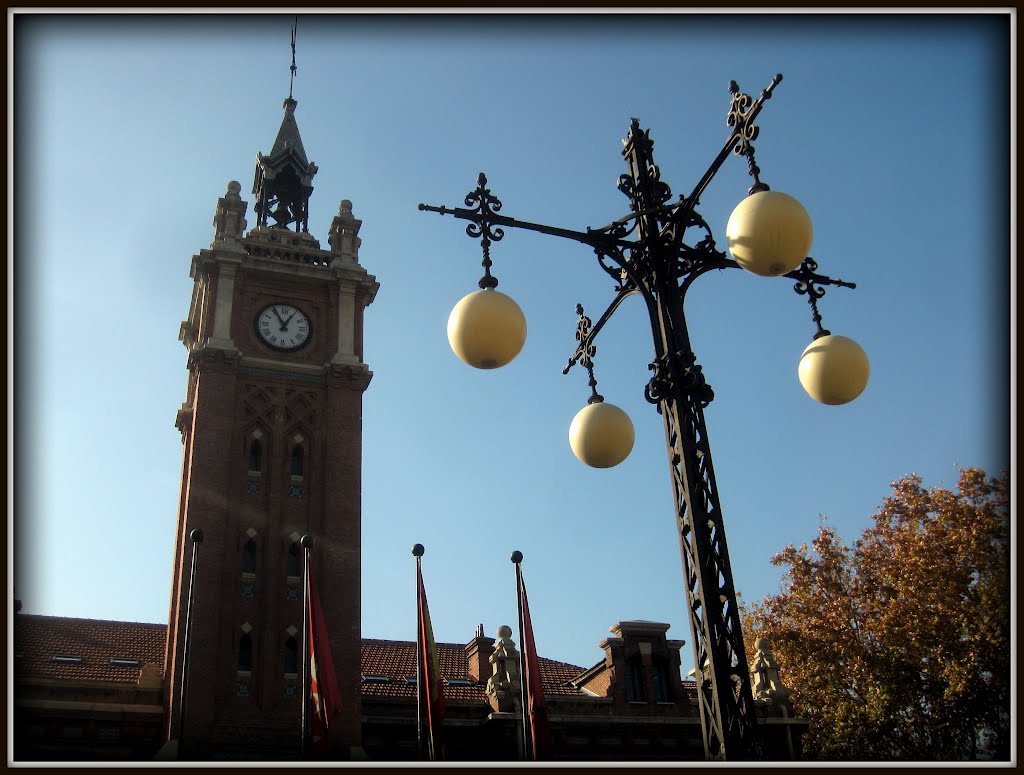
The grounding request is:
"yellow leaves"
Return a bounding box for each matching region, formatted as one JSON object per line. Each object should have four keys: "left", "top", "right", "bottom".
{"left": 747, "top": 467, "right": 1009, "bottom": 760}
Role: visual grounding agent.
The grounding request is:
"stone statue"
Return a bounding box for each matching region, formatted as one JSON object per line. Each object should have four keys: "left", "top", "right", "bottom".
{"left": 750, "top": 638, "right": 791, "bottom": 703}
{"left": 485, "top": 625, "right": 521, "bottom": 707}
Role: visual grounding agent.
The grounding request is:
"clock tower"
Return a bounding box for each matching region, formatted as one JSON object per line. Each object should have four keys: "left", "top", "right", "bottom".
{"left": 163, "top": 95, "right": 378, "bottom": 759}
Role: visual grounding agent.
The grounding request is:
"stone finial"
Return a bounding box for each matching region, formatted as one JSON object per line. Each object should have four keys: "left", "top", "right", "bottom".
{"left": 750, "top": 638, "right": 791, "bottom": 704}
{"left": 329, "top": 198, "right": 362, "bottom": 262}
{"left": 212, "top": 181, "right": 248, "bottom": 249}
{"left": 485, "top": 625, "right": 521, "bottom": 711}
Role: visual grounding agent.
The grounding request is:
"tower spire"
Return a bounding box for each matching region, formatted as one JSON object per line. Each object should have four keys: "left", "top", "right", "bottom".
{"left": 252, "top": 17, "right": 317, "bottom": 233}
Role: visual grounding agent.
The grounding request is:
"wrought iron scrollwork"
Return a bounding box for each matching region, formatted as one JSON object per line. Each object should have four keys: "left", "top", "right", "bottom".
{"left": 645, "top": 351, "right": 715, "bottom": 409}
{"left": 462, "top": 173, "right": 506, "bottom": 289}
{"left": 727, "top": 81, "right": 761, "bottom": 148}
{"left": 616, "top": 173, "right": 635, "bottom": 200}
{"left": 727, "top": 75, "right": 782, "bottom": 194}
{"left": 563, "top": 304, "right": 603, "bottom": 403}
{"left": 789, "top": 257, "right": 857, "bottom": 339}
{"left": 649, "top": 165, "right": 674, "bottom": 208}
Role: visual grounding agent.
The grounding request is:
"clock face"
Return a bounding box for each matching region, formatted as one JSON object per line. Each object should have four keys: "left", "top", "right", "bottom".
{"left": 255, "top": 303, "right": 311, "bottom": 351}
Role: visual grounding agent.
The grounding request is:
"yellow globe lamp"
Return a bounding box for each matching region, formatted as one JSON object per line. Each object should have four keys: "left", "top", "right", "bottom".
{"left": 447, "top": 288, "right": 527, "bottom": 369}
{"left": 798, "top": 334, "right": 870, "bottom": 405}
{"left": 569, "top": 401, "right": 635, "bottom": 468}
{"left": 726, "top": 190, "right": 813, "bottom": 277}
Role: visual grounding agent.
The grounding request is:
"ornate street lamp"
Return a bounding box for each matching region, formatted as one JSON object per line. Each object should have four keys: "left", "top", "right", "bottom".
{"left": 419, "top": 74, "right": 868, "bottom": 760}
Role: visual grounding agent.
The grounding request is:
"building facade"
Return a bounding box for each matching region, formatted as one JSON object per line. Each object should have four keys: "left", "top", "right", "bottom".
{"left": 13, "top": 612, "right": 804, "bottom": 761}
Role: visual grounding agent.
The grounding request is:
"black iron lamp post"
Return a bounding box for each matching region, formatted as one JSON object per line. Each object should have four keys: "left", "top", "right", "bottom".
{"left": 419, "top": 74, "right": 869, "bottom": 761}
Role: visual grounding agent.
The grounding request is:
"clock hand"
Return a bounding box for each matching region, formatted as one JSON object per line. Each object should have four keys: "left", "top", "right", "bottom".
{"left": 272, "top": 306, "right": 287, "bottom": 326}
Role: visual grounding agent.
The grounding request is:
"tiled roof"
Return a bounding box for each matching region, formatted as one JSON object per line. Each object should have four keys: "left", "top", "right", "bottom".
{"left": 360, "top": 639, "right": 587, "bottom": 701}
{"left": 13, "top": 616, "right": 590, "bottom": 701}
{"left": 14, "top": 614, "right": 166, "bottom": 684}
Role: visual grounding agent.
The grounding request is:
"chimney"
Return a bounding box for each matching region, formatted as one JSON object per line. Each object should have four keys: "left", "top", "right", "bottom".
{"left": 464, "top": 623, "right": 495, "bottom": 684}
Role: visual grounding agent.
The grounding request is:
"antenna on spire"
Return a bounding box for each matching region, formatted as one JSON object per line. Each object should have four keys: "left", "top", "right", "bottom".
{"left": 288, "top": 16, "right": 298, "bottom": 99}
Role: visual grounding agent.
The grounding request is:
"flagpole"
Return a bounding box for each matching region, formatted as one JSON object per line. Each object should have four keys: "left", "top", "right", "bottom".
{"left": 510, "top": 550, "right": 531, "bottom": 761}
{"left": 177, "top": 528, "right": 203, "bottom": 761}
{"left": 412, "top": 543, "right": 425, "bottom": 760}
{"left": 300, "top": 533, "right": 315, "bottom": 760}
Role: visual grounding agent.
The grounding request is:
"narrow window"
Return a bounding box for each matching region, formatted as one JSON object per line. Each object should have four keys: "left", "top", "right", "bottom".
{"left": 249, "top": 440, "right": 262, "bottom": 472}
{"left": 284, "top": 636, "right": 298, "bottom": 675}
{"left": 239, "top": 634, "right": 253, "bottom": 672}
{"left": 287, "top": 542, "right": 301, "bottom": 578}
{"left": 242, "top": 539, "right": 257, "bottom": 573}
{"left": 290, "top": 445, "right": 304, "bottom": 477}
{"left": 625, "top": 657, "right": 647, "bottom": 702}
{"left": 651, "top": 659, "right": 670, "bottom": 702}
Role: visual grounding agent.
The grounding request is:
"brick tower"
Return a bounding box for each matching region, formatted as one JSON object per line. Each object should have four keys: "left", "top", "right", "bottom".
{"left": 163, "top": 95, "right": 378, "bottom": 759}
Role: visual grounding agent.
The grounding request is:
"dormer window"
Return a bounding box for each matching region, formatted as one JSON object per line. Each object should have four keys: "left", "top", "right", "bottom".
{"left": 625, "top": 657, "right": 646, "bottom": 703}
{"left": 651, "top": 658, "right": 670, "bottom": 703}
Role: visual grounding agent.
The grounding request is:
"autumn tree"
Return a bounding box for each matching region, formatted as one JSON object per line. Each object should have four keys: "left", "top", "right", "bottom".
{"left": 747, "top": 468, "right": 1010, "bottom": 760}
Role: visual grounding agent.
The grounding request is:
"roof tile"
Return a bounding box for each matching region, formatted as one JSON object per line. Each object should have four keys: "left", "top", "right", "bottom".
{"left": 14, "top": 614, "right": 166, "bottom": 684}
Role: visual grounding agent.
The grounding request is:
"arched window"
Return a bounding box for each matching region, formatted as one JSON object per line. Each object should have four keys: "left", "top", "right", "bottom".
{"left": 248, "top": 440, "right": 262, "bottom": 472}
{"left": 284, "top": 636, "right": 299, "bottom": 675}
{"left": 625, "top": 656, "right": 647, "bottom": 703}
{"left": 242, "top": 539, "right": 257, "bottom": 574}
{"left": 287, "top": 542, "right": 301, "bottom": 578}
{"left": 238, "top": 634, "right": 253, "bottom": 672}
{"left": 290, "top": 445, "right": 304, "bottom": 477}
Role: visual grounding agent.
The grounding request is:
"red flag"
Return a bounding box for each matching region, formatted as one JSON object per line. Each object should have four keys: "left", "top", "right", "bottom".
{"left": 417, "top": 563, "right": 446, "bottom": 760}
{"left": 307, "top": 569, "right": 341, "bottom": 752}
{"left": 519, "top": 572, "right": 553, "bottom": 760}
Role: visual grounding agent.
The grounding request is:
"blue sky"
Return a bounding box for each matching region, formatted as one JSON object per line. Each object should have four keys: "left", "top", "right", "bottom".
{"left": 12, "top": 11, "right": 1013, "bottom": 674}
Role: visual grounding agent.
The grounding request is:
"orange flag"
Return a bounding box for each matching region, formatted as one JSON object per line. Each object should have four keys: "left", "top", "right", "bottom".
{"left": 417, "top": 563, "right": 446, "bottom": 760}
{"left": 307, "top": 569, "right": 341, "bottom": 752}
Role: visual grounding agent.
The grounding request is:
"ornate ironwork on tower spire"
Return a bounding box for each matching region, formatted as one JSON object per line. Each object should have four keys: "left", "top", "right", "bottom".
{"left": 252, "top": 97, "right": 318, "bottom": 233}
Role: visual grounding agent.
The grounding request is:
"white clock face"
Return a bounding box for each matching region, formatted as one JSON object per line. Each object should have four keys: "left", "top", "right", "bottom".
{"left": 255, "top": 303, "right": 311, "bottom": 351}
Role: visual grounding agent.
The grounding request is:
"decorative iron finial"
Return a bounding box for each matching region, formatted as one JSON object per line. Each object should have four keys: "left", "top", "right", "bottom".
{"left": 289, "top": 17, "right": 298, "bottom": 100}
{"left": 728, "top": 75, "right": 782, "bottom": 195}
{"left": 791, "top": 257, "right": 857, "bottom": 339}
{"left": 563, "top": 304, "right": 604, "bottom": 404}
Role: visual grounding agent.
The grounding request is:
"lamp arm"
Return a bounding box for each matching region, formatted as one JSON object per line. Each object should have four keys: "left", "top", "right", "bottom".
{"left": 669, "top": 74, "right": 785, "bottom": 235}
{"left": 418, "top": 202, "right": 630, "bottom": 253}
{"left": 786, "top": 257, "right": 857, "bottom": 291}
{"left": 562, "top": 284, "right": 641, "bottom": 377}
